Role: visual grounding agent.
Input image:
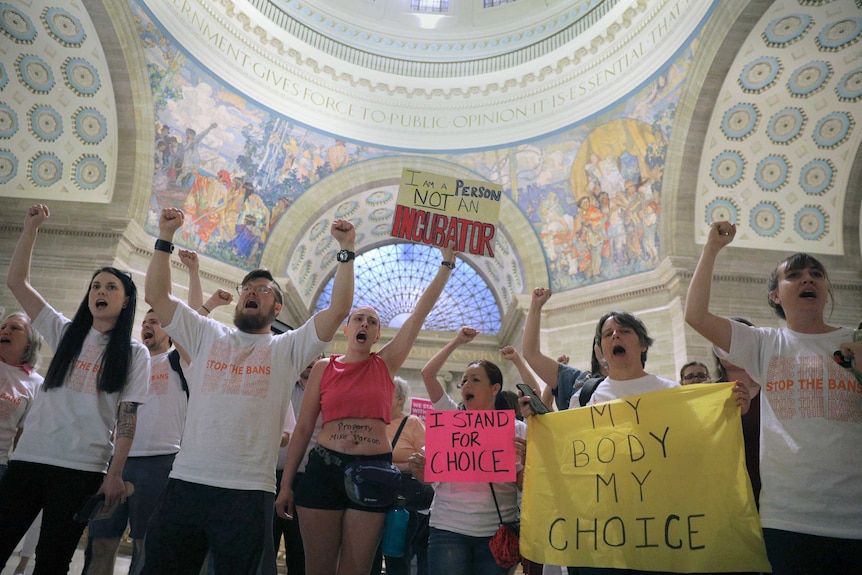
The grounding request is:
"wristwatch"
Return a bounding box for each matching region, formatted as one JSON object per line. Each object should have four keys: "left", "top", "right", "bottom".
{"left": 336, "top": 249, "right": 355, "bottom": 263}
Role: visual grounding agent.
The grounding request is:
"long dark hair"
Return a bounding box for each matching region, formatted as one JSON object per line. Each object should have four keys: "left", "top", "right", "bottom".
{"left": 43, "top": 267, "right": 137, "bottom": 394}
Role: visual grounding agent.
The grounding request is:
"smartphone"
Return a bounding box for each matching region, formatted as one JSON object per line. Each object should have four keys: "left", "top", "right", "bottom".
{"left": 516, "top": 383, "right": 549, "bottom": 415}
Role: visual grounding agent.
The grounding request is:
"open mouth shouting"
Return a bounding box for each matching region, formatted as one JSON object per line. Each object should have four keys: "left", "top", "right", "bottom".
{"left": 612, "top": 344, "right": 627, "bottom": 356}
{"left": 94, "top": 298, "right": 109, "bottom": 310}
{"left": 244, "top": 300, "right": 259, "bottom": 309}
{"left": 141, "top": 328, "right": 155, "bottom": 345}
{"left": 356, "top": 330, "right": 368, "bottom": 343}
{"left": 799, "top": 288, "right": 817, "bottom": 299}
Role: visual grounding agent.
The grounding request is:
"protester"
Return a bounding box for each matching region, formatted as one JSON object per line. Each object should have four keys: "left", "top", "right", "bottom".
{"left": 277, "top": 245, "right": 456, "bottom": 575}
{"left": 0, "top": 204, "right": 149, "bottom": 572}
{"left": 679, "top": 360, "right": 711, "bottom": 385}
{"left": 410, "top": 327, "right": 526, "bottom": 575}
{"left": 137, "top": 207, "right": 355, "bottom": 573}
{"left": 685, "top": 221, "right": 862, "bottom": 574}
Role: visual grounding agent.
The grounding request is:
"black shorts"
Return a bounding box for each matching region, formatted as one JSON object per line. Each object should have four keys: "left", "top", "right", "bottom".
{"left": 294, "top": 445, "right": 391, "bottom": 513}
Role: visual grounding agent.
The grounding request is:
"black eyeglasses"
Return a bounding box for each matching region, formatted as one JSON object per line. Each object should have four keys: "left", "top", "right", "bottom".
{"left": 682, "top": 372, "right": 710, "bottom": 382}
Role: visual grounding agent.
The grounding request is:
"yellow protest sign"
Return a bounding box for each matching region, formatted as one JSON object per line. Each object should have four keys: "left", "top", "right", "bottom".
{"left": 521, "top": 383, "right": 770, "bottom": 573}
{"left": 390, "top": 168, "right": 502, "bottom": 257}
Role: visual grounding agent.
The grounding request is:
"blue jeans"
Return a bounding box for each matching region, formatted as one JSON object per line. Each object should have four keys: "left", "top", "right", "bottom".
{"left": 427, "top": 526, "right": 507, "bottom": 575}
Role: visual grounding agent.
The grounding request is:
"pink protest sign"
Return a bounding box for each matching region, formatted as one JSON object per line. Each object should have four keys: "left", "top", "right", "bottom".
{"left": 410, "top": 398, "right": 434, "bottom": 423}
{"left": 424, "top": 410, "right": 516, "bottom": 482}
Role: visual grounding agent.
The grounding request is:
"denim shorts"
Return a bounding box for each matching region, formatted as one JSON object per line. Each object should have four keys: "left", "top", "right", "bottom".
{"left": 294, "top": 445, "right": 391, "bottom": 513}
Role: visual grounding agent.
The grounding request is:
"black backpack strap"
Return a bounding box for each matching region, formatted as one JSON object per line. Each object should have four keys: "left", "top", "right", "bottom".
{"left": 168, "top": 349, "right": 189, "bottom": 398}
{"left": 578, "top": 376, "right": 605, "bottom": 407}
{"left": 391, "top": 416, "right": 409, "bottom": 449}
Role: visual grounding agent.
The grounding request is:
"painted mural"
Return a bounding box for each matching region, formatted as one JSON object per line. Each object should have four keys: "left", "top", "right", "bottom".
{"left": 134, "top": 0, "right": 694, "bottom": 292}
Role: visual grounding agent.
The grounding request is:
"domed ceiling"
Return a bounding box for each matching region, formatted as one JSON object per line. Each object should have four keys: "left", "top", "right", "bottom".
{"left": 0, "top": 1, "right": 117, "bottom": 202}
{"left": 139, "top": 0, "right": 713, "bottom": 150}
{"left": 695, "top": 0, "right": 862, "bottom": 254}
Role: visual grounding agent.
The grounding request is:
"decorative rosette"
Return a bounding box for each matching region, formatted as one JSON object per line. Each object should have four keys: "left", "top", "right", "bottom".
{"left": 41, "top": 7, "right": 85, "bottom": 47}
{"left": 367, "top": 189, "right": 393, "bottom": 205}
{"left": 787, "top": 61, "right": 832, "bottom": 97}
{"left": 369, "top": 207, "right": 393, "bottom": 222}
{"left": 816, "top": 17, "right": 862, "bottom": 51}
{"left": 762, "top": 14, "right": 812, "bottom": 48}
{"left": 307, "top": 219, "right": 328, "bottom": 241}
{"left": 28, "top": 104, "right": 63, "bottom": 141}
{"left": 721, "top": 103, "right": 759, "bottom": 140}
{"left": 836, "top": 66, "right": 862, "bottom": 102}
{"left": 314, "top": 235, "right": 334, "bottom": 256}
{"left": 373, "top": 223, "right": 393, "bottom": 237}
{"left": 754, "top": 155, "right": 790, "bottom": 191}
{"left": 286, "top": 247, "right": 306, "bottom": 275}
{"left": 705, "top": 198, "right": 739, "bottom": 225}
{"left": 812, "top": 111, "right": 853, "bottom": 148}
{"left": 794, "top": 206, "right": 828, "bottom": 241}
{"left": 335, "top": 200, "right": 358, "bottom": 219}
{"left": 710, "top": 151, "right": 745, "bottom": 187}
{"left": 749, "top": 202, "right": 784, "bottom": 237}
{"left": 0, "top": 149, "right": 17, "bottom": 184}
{"left": 73, "top": 107, "right": 107, "bottom": 144}
{"left": 798, "top": 159, "right": 834, "bottom": 196}
{"left": 63, "top": 57, "right": 100, "bottom": 97}
{"left": 73, "top": 154, "right": 107, "bottom": 190}
{"left": 28, "top": 152, "right": 63, "bottom": 186}
{"left": 0, "top": 3, "right": 37, "bottom": 43}
{"left": 16, "top": 54, "right": 54, "bottom": 94}
{"left": 0, "top": 103, "right": 18, "bottom": 138}
{"left": 766, "top": 107, "right": 806, "bottom": 144}
{"left": 739, "top": 56, "right": 782, "bottom": 93}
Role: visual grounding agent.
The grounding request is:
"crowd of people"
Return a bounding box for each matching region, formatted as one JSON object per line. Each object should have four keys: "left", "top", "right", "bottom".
{"left": 0, "top": 207, "right": 859, "bottom": 575}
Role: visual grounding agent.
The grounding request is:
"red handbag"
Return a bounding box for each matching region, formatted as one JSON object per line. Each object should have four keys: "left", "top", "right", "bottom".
{"left": 488, "top": 484, "right": 521, "bottom": 568}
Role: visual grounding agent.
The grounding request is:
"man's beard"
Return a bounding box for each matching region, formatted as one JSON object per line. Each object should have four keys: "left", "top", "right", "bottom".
{"left": 233, "top": 306, "right": 276, "bottom": 332}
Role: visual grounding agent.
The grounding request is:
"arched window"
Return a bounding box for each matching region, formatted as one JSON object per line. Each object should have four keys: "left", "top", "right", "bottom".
{"left": 314, "top": 243, "right": 502, "bottom": 333}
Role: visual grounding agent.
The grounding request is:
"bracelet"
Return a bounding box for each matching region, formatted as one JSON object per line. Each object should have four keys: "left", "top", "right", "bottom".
{"left": 200, "top": 304, "right": 211, "bottom": 314}
{"left": 441, "top": 261, "right": 455, "bottom": 269}
{"left": 154, "top": 239, "right": 174, "bottom": 254}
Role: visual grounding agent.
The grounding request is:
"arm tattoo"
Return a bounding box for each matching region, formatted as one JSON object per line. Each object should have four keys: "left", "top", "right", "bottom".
{"left": 116, "top": 402, "right": 138, "bottom": 440}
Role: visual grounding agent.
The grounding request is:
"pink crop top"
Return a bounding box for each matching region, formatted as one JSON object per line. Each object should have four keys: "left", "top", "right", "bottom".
{"left": 319, "top": 353, "right": 393, "bottom": 425}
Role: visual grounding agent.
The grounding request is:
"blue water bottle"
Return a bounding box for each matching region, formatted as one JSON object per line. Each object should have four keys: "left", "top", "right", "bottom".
{"left": 381, "top": 497, "right": 409, "bottom": 557}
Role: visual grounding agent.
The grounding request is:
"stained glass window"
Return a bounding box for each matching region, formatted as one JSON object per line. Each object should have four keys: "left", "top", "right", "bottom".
{"left": 314, "top": 243, "right": 502, "bottom": 333}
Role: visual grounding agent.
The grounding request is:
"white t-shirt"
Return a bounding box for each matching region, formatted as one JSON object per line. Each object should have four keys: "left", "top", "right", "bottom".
{"left": 0, "top": 362, "right": 43, "bottom": 465}
{"left": 570, "top": 372, "right": 678, "bottom": 408}
{"left": 130, "top": 350, "right": 188, "bottom": 457}
{"left": 164, "top": 303, "right": 326, "bottom": 492}
{"left": 13, "top": 304, "right": 150, "bottom": 473}
{"left": 428, "top": 393, "right": 526, "bottom": 537}
{"left": 726, "top": 322, "right": 861, "bottom": 539}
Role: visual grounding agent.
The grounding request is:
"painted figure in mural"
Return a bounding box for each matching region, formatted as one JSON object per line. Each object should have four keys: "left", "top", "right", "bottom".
{"left": 598, "top": 155, "right": 626, "bottom": 200}
{"left": 270, "top": 197, "right": 291, "bottom": 231}
{"left": 177, "top": 123, "right": 218, "bottom": 187}
{"left": 326, "top": 139, "right": 349, "bottom": 171}
{"left": 182, "top": 173, "right": 230, "bottom": 248}
{"left": 642, "top": 201, "right": 659, "bottom": 263}
{"left": 229, "top": 181, "right": 271, "bottom": 260}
